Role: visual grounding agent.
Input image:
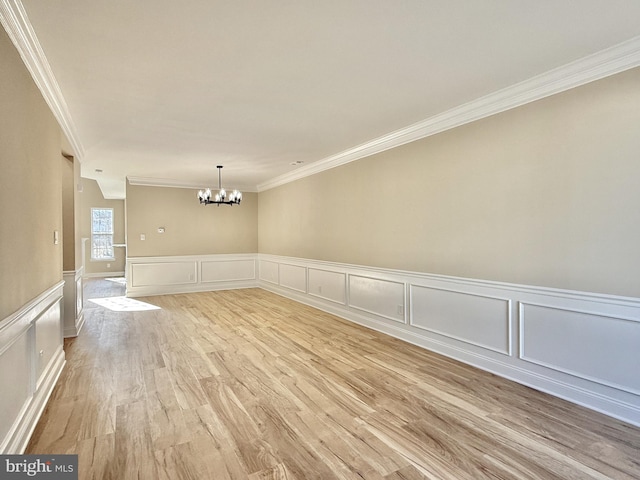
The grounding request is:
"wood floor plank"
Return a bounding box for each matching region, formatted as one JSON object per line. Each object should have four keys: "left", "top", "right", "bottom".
{"left": 25, "top": 279, "right": 640, "bottom": 479}
{"left": 27, "top": 394, "right": 83, "bottom": 454}
{"left": 154, "top": 442, "right": 210, "bottom": 480}
{"left": 146, "top": 388, "right": 191, "bottom": 451}
{"left": 248, "top": 463, "right": 297, "bottom": 480}
{"left": 76, "top": 392, "right": 116, "bottom": 441}
{"left": 383, "top": 464, "right": 429, "bottom": 480}
{"left": 76, "top": 433, "right": 115, "bottom": 480}
{"left": 114, "top": 400, "right": 158, "bottom": 479}
{"left": 284, "top": 409, "right": 408, "bottom": 478}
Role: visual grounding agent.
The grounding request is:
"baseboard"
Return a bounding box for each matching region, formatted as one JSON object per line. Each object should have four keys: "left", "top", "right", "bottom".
{"left": 258, "top": 254, "right": 640, "bottom": 427}
{"left": 127, "top": 279, "right": 259, "bottom": 298}
{"left": 63, "top": 311, "right": 84, "bottom": 338}
{"left": 83, "top": 271, "right": 125, "bottom": 279}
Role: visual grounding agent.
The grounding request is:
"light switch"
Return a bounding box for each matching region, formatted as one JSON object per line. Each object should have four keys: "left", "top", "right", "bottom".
{"left": 140, "top": 234, "right": 146, "bottom": 241}
{"left": 54, "top": 230, "right": 59, "bottom": 245}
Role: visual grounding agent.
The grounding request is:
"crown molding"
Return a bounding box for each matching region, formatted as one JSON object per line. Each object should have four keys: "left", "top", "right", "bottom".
{"left": 258, "top": 35, "right": 640, "bottom": 192}
{"left": 127, "top": 176, "right": 258, "bottom": 193}
{"left": 0, "top": 0, "right": 84, "bottom": 159}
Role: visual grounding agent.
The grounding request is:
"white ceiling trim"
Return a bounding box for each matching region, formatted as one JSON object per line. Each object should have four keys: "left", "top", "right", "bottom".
{"left": 0, "top": 0, "right": 84, "bottom": 159}
{"left": 127, "top": 176, "right": 258, "bottom": 193}
{"left": 258, "top": 35, "right": 640, "bottom": 192}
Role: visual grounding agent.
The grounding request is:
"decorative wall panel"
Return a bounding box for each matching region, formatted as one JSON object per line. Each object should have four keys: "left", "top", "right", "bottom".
{"left": 258, "top": 260, "right": 279, "bottom": 285}
{"left": 131, "top": 262, "right": 197, "bottom": 287}
{"left": 202, "top": 259, "right": 255, "bottom": 283}
{"left": 279, "top": 264, "right": 307, "bottom": 293}
{"left": 308, "top": 268, "right": 346, "bottom": 304}
{"left": 349, "top": 275, "right": 405, "bottom": 323}
{"left": 520, "top": 302, "right": 640, "bottom": 395}
{"left": 411, "top": 285, "right": 511, "bottom": 355}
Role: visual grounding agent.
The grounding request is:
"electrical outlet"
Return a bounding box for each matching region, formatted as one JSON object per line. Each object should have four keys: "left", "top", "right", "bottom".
{"left": 397, "top": 305, "right": 404, "bottom": 316}
{"left": 140, "top": 234, "right": 146, "bottom": 241}
{"left": 107, "top": 263, "right": 111, "bottom": 269}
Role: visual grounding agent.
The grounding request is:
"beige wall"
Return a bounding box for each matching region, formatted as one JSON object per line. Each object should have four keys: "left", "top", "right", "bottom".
{"left": 259, "top": 67, "right": 640, "bottom": 298}
{"left": 0, "top": 27, "right": 63, "bottom": 319}
{"left": 126, "top": 183, "right": 258, "bottom": 257}
{"left": 80, "top": 179, "right": 126, "bottom": 274}
{"left": 61, "top": 156, "right": 75, "bottom": 271}
{"left": 74, "top": 157, "right": 82, "bottom": 269}
{"left": 62, "top": 155, "right": 83, "bottom": 272}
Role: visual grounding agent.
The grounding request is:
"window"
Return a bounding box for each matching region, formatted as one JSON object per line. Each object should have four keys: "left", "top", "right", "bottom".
{"left": 91, "top": 208, "right": 114, "bottom": 260}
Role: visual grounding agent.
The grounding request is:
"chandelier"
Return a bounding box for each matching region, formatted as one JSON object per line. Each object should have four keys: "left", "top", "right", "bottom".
{"left": 197, "top": 165, "right": 242, "bottom": 206}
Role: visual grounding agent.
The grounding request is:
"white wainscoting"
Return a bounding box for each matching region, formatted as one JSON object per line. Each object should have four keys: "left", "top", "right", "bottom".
{"left": 257, "top": 254, "right": 640, "bottom": 427}
{"left": 0, "top": 282, "right": 65, "bottom": 453}
{"left": 127, "top": 254, "right": 258, "bottom": 297}
{"left": 62, "top": 268, "right": 84, "bottom": 338}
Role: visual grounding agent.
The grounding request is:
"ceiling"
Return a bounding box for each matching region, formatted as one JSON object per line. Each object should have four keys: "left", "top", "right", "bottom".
{"left": 11, "top": 0, "right": 640, "bottom": 198}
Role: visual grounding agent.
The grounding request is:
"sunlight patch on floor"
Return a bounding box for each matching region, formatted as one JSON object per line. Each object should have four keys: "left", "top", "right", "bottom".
{"left": 89, "top": 296, "right": 160, "bottom": 312}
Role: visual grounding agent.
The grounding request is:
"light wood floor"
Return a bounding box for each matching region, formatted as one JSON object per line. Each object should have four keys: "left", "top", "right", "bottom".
{"left": 27, "top": 279, "right": 640, "bottom": 479}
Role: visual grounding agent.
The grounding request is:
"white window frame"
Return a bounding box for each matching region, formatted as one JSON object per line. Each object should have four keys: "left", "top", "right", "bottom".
{"left": 91, "top": 207, "right": 115, "bottom": 261}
